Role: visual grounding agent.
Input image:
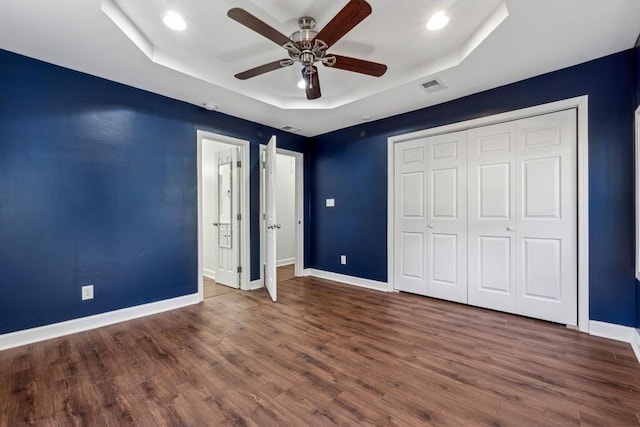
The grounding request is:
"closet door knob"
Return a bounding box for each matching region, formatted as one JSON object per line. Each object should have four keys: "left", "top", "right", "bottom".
{"left": 427, "top": 225, "right": 434, "bottom": 229}
{"left": 506, "top": 226, "right": 515, "bottom": 231}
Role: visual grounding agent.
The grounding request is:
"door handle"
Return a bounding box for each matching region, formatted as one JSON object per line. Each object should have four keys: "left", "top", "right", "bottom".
{"left": 506, "top": 226, "right": 515, "bottom": 231}
{"left": 427, "top": 225, "right": 434, "bottom": 229}
{"left": 212, "top": 222, "right": 219, "bottom": 227}
{"left": 276, "top": 224, "right": 282, "bottom": 229}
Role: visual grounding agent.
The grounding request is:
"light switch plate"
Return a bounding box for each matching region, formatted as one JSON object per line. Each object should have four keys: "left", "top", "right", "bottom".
{"left": 341, "top": 255, "right": 347, "bottom": 265}
{"left": 82, "top": 285, "right": 94, "bottom": 301}
{"left": 326, "top": 198, "right": 335, "bottom": 207}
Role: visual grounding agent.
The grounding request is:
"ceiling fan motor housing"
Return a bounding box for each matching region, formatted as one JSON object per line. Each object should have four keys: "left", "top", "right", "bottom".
{"left": 291, "top": 17, "right": 317, "bottom": 47}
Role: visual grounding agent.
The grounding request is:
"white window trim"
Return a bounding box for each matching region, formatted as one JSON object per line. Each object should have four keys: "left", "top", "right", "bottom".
{"left": 387, "top": 96, "right": 589, "bottom": 332}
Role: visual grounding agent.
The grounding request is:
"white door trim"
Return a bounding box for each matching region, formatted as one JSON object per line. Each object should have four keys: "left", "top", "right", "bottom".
{"left": 259, "top": 146, "right": 305, "bottom": 284}
{"left": 387, "top": 96, "right": 589, "bottom": 332}
{"left": 197, "top": 130, "right": 251, "bottom": 297}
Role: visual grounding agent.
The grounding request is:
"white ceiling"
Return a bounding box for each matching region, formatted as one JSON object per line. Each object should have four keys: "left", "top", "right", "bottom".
{"left": 1, "top": 0, "right": 639, "bottom": 137}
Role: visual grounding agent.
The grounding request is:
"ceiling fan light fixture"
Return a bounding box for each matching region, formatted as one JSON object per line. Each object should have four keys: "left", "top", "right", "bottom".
{"left": 297, "top": 79, "right": 307, "bottom": 89}
{"left": 426, "top": 11, "right": 449, "bottom": 31}
{"left": 163, "top": 11, "right": 187, "bottom": 31}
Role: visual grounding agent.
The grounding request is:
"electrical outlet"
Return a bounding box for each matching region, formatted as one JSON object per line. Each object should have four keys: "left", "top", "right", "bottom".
{"left": 82, "top": 285, "right": 94, "bottom": 301}
{"left": 340, "top": 255, "right": 347, "bottom": 265}
{"left": 326, "top": 198, "right": 335, "bottom": 207}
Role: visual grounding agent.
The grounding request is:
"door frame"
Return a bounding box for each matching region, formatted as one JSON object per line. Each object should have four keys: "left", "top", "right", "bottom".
{"left": 197, "top": 130, "right": 251, "bottom": 298}
{"left": 387, "top": 96, "right": 589, "bottom": 332}
{"left": 259, "top": 146, "right": 305, "bottom": 284}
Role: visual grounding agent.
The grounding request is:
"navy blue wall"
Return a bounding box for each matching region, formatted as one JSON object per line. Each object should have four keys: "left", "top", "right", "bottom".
{"left": 309, "top": 49, "right": 637, "bottom": 327}
{"left": 635, "top": 44, "right": 640, "bottom": 328}
{"left": 0, "top": 49, "right": 306, "bottom": 334}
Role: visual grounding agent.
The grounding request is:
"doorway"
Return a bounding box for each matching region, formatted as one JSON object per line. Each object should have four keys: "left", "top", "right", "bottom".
{"left": 197, "top": 131, "right": 250, "bottom": 300}
{"left": 259, "top": 146, "right": 304, "bottom": 292}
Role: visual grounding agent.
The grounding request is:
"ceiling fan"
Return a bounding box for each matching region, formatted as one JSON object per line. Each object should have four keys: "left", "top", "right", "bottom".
{"left": 227, "top": 0, "right": 387, "bottom": 100}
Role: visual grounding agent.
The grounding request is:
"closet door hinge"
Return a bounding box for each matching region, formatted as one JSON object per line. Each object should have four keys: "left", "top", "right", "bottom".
{"left": 237, "top": 160, "right": 241, "bottom": 168}
{"left": 237, "top": 266, "right": 243, "bottom": 273}
{"left": 237, "top": 213, "right": 242, "bottom": 220}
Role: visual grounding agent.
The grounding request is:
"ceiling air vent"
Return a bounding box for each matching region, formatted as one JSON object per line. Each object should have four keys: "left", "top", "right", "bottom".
{"left": 420, "top": 78, "right": 446, "bottom": 94}
{"left": 281, "top": 125, "right": 302, "bottom": 133}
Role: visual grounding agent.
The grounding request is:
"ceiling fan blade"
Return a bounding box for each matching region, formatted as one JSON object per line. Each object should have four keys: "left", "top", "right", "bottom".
{"left": 304, "top": 67, "right": 321, "bottom": 100}
{"left": 227, "top": 8, "right": 291, "bottom": 47}
{"left": 313, "top": 0, "right": 372, "bottom": 49}
{"left": 235, "top": 59, "right": 291, "bottom": 80}
{"left": 329, "top": 55, "right": 387, "bottom": 77}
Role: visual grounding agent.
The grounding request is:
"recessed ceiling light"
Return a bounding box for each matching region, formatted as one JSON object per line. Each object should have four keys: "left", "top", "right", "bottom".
{"left": 426, "top": 11, "right": 449, "bottom": 31}
{"left": 202, "top": 103, "right": 218, "bottom": 111}
{"left": 297, "top": 79, "right": 307, "bottom": 89}
{"left": 361, "top": 116, "right": 372, "bottom": 121}
{"left": 163, "top": 11, "right": 187, "bottom": 31}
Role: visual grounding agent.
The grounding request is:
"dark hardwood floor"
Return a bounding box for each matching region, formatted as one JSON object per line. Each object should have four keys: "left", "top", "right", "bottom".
{"left": 203, "top": 276, "right": 238, "bottom": 299}
{"left": 277, "top": 263, "right": 295, "bottom": 283}
{"left": 2, "top": 271, "right": 639, "bottom": 426}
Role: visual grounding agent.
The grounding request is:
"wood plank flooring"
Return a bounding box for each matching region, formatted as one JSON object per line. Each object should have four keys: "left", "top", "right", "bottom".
{"left": 203, "top": 265, "right": 295, "bottom": 299}
{"left": 1, "top": 271, "right": 639, "bottom": 426}
{"left": 203, "top": 277, "right": 238, "bottom": 299}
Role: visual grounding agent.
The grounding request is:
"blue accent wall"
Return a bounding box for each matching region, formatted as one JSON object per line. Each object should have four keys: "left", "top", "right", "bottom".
{"left": 309, "top": 49, "right": 637, "bottom": 327}
{"left": 0, "top": 49, "right": 306, "bottom": 334}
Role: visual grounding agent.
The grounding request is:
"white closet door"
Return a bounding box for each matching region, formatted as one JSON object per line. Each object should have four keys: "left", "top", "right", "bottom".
{"left": 394, "top": 138, "right": 428, "bottom": 295}
{"left": 468, "top": 122, "right": 518, "bottom": 314}
{"left": 426, "top": 131, "right": 468, "bottom": 303}
{"left": 515, "top": 110, "right": 577, "bottom": 325}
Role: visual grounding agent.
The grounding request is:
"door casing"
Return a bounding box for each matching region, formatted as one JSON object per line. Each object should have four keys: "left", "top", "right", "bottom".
{"left": 259, "top": 146, "right": 305, "bottom": 285}
{"left": 197, "top": 130, "right": 251, "bottom": 298}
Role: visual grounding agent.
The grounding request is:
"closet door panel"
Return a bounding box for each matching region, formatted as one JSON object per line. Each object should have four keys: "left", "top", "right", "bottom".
{"left": 468, "top": 122, "right": 517, "bottom": 314}
{"left": 394, "top": 139, "right": 429, "bottom": 296}
{"left": 426, "top": 131, "right": 467, "bottom": 303}
{"left": 515, "top": 109, "right": 577, "bottom": 325}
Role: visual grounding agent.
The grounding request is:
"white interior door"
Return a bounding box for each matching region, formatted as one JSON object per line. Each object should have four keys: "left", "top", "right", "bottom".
{"left": 394, "top": 138, "right": 429, "bottom": 295}
{"left": 264, "top": 136, "right": 277, "bottom": 302}
{"left": 467, "top": 121, "right": 518, "bottom": 313}
{"left": 215, "top": 148, "right": 239, "bottom": 288}
{"left": 426, "top": 131, "right": 468, "bottom": 303}
{"left": 514, "top": 110, "right": 577, "bottom": 325}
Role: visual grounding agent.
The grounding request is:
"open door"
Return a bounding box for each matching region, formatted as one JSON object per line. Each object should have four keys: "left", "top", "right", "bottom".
{"left": 264, "top": 136, "right": 277, "bottom": 301}
{"left": 214, "top": 148, "right": 240, "bottom": 288}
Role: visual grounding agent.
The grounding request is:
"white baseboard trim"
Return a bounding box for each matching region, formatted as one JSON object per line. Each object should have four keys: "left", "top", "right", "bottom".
{"left": 632, "top": 328, "right": 640, "bottom": 363}
{"left": 277, "top": 258, "right": 295, "bottom": 267}
{"left": 0, "top": 293, "right": 201, "bottom": 351}
{"left": 589, "top": 321, "right": 640, "bottom": 363}
{"left": 249, "top": 279, "right": 263, "bottom": 290}
{"left": 304, "top": 269, "right": 389, "bottom": 292}
{"left": 203, "top": 268, "right": 215, "bottom": 280}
